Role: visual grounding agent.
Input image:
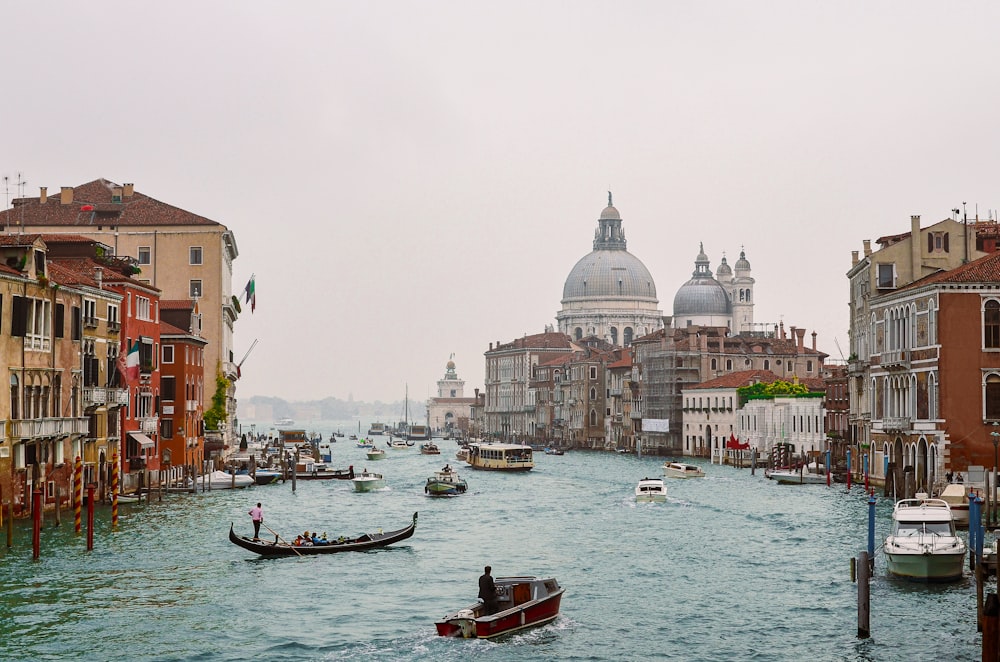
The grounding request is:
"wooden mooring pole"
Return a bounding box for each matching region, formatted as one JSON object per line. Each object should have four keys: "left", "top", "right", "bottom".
{"left": 983, "top": 592, "right": 999, "bottom": 661}
{"left": 857, "top": 550, "right": 871, "bottom": 638}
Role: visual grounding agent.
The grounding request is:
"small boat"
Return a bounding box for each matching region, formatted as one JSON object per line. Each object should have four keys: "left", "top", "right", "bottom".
{"left": 356, "top": 439, "right": 374, "bottom": 448}
{"left": 420, "top": 442, "right": 441, "bottom": 455}
{"left": 544, "top": 447, "right": 565, "bottom": 456}
{"left": 334, "top": 431, "right": 345, "bottom": 438}
{"left": 366, "top": 446, "right": 387, "bottom": 461}
{"left": 367, "top": 422, "right": 386, "bottom": 436}
{"left": 349, "top": 435, "right": 358, "bottom": 441}
{"left": 662, "top": 462, "right": 705, "bottom": 479}
{"left": 228, "top": 513, "right": 417, "bottom": 557}
{"left": 435, "top": 575, "right": 564, "bottom": 639}
{"left": 425, "top": 465, "right": 468, "bottom": 496}
{"left": 765, "top": 466, "right": 827, "bottom": 485}
{"left": 206, "top": 470, "right": 255, "bottom": 489}
{"left": 253, "top": 469, "right": 282, "bottom": 485}
{"left": 388, "top": 437, "right": 410, "bottom": 450}
{"left": 635, "top": 477, "right": 667, "bottom": 502}
{"left": 938, "top": 484, "right": 970, "bottom": 527}
{"left": 456, "top": 446, "right": 470, "bottom": 462}
{"left": 352, "top": 470, "right": 386, "bottom": 492}
{"left": 884, "top": 497, "right": 966, "bottom": 581}
{"left": 275, "top": 417, "right": 295, "bottom": 428}
{"left": 295, "top": 464, "right": 355, "bottom": 481}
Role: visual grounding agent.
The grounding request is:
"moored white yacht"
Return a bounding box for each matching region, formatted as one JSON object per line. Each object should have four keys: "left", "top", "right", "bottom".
{"left": 884, "top": 497, "right": 966, "bottom": 582}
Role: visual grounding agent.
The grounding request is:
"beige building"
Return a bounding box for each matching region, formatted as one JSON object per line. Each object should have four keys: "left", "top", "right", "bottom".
{"left": 2, "top": 180, "right": 241, "bottom": 447}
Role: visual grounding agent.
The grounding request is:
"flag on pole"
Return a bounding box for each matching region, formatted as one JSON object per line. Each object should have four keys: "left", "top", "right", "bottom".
{"left": 125, "top": 340, "right": 141, "bottom": 381}
{"left": 243, "top": 275, "right": 256, "bottom": 313}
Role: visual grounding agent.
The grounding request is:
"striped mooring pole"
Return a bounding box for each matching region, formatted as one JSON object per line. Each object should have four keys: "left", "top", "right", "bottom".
{"left": 111, "top": 452, "right": 119, "bottom": 528}
{"left": 74, "top": 456, "right": 83, "bottom": 534}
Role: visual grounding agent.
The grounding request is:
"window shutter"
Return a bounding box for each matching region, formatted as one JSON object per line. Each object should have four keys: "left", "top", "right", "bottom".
{"left": 944, "top": 232, "right": 950, "bottom": 252}
{"left": 11, "top": 296, "right": 28, "bottom": 337}
{"left": 54, "top": 303, "right": 65, "bottom": 338}
{"left": 71, "top": 306, "right": 81, "bottom": 340}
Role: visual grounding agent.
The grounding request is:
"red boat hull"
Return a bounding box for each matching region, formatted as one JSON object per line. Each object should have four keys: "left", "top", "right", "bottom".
{"left": 435, "top": 585, "right": 563, "bottom": 639}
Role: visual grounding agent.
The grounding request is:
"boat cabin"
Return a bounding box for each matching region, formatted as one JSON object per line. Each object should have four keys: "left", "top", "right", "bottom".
{"left": 467, "top": 442, "right": 534, "bottom": 471}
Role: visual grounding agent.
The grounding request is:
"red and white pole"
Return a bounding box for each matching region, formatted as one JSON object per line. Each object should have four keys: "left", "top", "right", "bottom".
{"left": 74, "top": 456, "right": 83, "bottom": 534}
{"left": 111, "top": 452, "right": 119, "bottom": 528}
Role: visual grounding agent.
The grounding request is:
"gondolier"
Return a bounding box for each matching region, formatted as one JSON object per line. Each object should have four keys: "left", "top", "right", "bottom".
{"left": 249, "top": 503, "right": 263, "bottom": 540}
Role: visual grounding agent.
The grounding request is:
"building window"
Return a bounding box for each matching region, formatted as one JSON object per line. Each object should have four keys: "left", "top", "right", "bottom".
{"left": 589, "top": 366, "right": 597, "bottom": 380}
{"left": 161, "top": 418, "right": 174, "bottom": 439}
{"left": 161, "top": 376, "right": 176, "bottom": 401}
{"left": 138, "top": 247, "right": 151, "bottom": 265}
{"left": 189, "top": 280, "right": 202, "bottom": 298}
{"left": 162, "top": 344, "right": 174, "bottom": 364}
{"left": 987, "top": 374, "right": 1000, "bottom": 420}
{"left": 763, "top": 359, "right": 770, "bottom": 370}
{"left": 726, "top": 359, "right": 732, "bottom": 370}
{"left": 136, "top": 297, "right": 151, "bottom": 321}
{"left": 189, "top": 246, "right": 203, "bottom": 265}
{"left": 575, "top": 328, "right": 583, "bottom": 340}
{"left": 986, "top": 300, "right": 1000, "bottom": 349}
{"left": 877, "top": 263, "right": 896, "bottom": 289}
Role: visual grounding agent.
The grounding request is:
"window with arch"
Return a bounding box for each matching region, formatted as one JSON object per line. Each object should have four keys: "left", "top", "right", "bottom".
{"left": 711, "top": 358, "right": 717, "bottom": 370}
{"left": 987, "top": 300, "right": 1000, "bottom": 349}
{"left": 763, "top": 359, "right": 770, "bottom": 370}
{"left": 623, "top": 327, "right": 634, "bottom": 345}
{"left": 726, "top": 359, "right": 732, "bottom": 370}
{"left": 986, "top": 373, "right": 1000, "bottom": 420}
{"left": 575, "top": 327, "right": 583, "bottom": 340}
{"left": 610, "top": 327, "right": 618, "bottom": 345}
{"left": 9, "top": 375, "right": 19, "bottom": 420}
{"left": 589, "top": 409, "right": 598, "bottom": 427}
{"left": 929, "top": 372, "right": 938, "bottom": 420}
{"left": 928, "top": 299, "right": 937, "bottom": 345}
{"left": 590, "top": 386, "right": 597, "bottom": 400}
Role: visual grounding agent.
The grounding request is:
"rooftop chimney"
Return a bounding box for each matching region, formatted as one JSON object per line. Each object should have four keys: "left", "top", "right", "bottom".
{"left": 60, "top": 187, "right": 73, "bottom": 205}
{"left": 39, "top": 187, "right": 47, "bottom": 204}
{"left": 795, "top": 327, "right": 806, "bottom": 350}
{"left": 95, "top": 266, "right": 103, "bottom": 289}
{"left": 811, "top": 331, "right": 817, "bottom": 351}
{"left": 124, "top": 183, "right": 134, "bottom": 197}
{"left": 863, "top": 239, "right": 871, "bottom": 257}
{"left": 851, "top": 250, "right": 858, "bottom": 266}
{"left": 112, "top": 187, "right": 123, "bottom": 203}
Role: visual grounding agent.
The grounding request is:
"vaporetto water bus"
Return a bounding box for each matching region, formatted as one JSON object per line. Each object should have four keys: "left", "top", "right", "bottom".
{"left": 466, "top": 442, "right": 534, "bottom": 471}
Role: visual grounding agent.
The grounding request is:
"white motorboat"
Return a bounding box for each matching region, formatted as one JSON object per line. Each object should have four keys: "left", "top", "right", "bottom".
{"left": 366, "top": 446, "right": 387, "bottom": 461}
{"left": 884, "top": 497, "right": 966, "bottom": 581}
{"left": 765, "top": 466, "right": 827, "bottom": 485}
{"left": 635, "top": 477, "right": 667, "bottom": 503}
{"left": 662, "top": 462, "right": 705, "bottom": 479}
{"left": 938, "top": 484, "right": 970, "bottom": 527}
{"left": 206, "top": 470, "right": 254, "bottom": 489}
{"left": 352, "top": 470, "right": 386, "bottom": 492}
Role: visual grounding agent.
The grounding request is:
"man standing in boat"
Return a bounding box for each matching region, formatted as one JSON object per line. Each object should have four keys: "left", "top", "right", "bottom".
{"left": 249, "top": 502, "right": 263, "bottom": 540}
{"left": 479, "top": 566, "right": 498, "bottom": 615}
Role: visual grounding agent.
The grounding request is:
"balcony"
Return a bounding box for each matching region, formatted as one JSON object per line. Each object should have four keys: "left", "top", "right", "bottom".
{"left": 107, "top": 320, "right": 121, "bottom": 333}
{"left": 108, "top": 389, "right": 129, "bottom": 406}
{"left": 83, "top": 387, "right": 107, "bottom": 406}
{"left": 139, "top": 417, "right": 159, "bottom": 433}
{"left": 630, "top": 411, "right": 642, "bottom": 420}
{"left": 83, "top": 315, "right": 99, "bottom": 329}
{"left": 186, "top": 400, "right": 199, "bottom": 412}
{"left": 882, "top": 416, "right": 911, "bottom": 432}
{"left": 11, "top": 417, "right": 90, "bottom": 438}
{"left": 609, "top": 387, "right": 623, "bottom": 397}
{"left": 880, "top": 350, "right": 910, "bottom": 370}
{"left": 523, "top": 404, "right": 535, "bottom": 412}
{"left": 847, "top": 359, "right": 866, "bottom": 375}
{"left": 222, "top": 361, "right": 238, "bottom": 380}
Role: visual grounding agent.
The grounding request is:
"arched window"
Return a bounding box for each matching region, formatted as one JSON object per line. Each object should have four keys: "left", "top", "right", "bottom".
{"left": 928, "top": 299, "right": 937, "bottom": 345}
{"left": 986, "top": 373, "right": 1000, "bottom": 420}
{"left": 575, "top": 327, "right": 583, "bottom": 340}
{"left": 726, "top": 359, "right": 732, "bottom": 370}
{"left": 590, "top": 387, "right": 597, "bottom": 400}
{"left": 610, "top": 327, "right": 618, "bottom": 345}
{"left": 929, "top": 372, "right": 938, "bottom": 420}
{"left": 763, "top": 359, "right": 770, "bottom": 370}
{"left": 711, "top": 358, "right": 717, "bottom": 370}
{"left": 623, "top": 327, "right": 634, "bottom": 345}
{"left": 589, "top": 409, "right": 598, "bottom": 427}
{"left": 9, "top": 374, "right": 19, "bottom": 420}
{"left": 986, "top": 300, "right": 1000, "bottom": 348}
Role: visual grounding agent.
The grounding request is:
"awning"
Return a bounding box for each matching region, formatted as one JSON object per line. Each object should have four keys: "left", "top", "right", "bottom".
{"left": 129, "top": 433, "right": 155, "bottom": 449}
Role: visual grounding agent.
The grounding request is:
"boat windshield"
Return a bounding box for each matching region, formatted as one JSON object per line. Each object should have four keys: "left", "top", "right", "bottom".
{"left": 896, "top": 521, "right": 954, "bottom": 536}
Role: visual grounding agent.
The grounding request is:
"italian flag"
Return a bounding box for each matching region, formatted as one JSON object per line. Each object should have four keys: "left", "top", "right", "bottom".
{"left": 125, "top": 340, "right": 141, "bottom": 380}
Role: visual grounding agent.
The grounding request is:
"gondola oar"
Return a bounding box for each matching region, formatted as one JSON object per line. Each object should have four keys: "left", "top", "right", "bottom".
{"left": 262, "top": 524, "right": 303, "bottom": 557}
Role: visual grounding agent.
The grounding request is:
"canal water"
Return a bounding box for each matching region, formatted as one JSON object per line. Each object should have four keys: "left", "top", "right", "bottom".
{"left": 0, "top": 422, "right": 985, "bottom": 661}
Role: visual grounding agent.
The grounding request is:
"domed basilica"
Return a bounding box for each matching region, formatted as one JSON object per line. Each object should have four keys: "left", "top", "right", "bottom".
{"left": 557, "top": 196, "right": 755, "bottom": 345}
{"left": 557, "top": 195, "right": 662, "bottom": 345}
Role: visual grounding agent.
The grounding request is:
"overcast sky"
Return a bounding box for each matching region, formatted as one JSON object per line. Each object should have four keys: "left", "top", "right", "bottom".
{"left": 3, "top": 2, "right": 999, "bottom": 404}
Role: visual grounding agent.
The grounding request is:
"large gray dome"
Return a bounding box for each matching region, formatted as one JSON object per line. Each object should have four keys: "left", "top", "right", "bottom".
{"left": 673, "top": 243, "right": 732, "bottom": 316}
{"left": 562, "top": 196, "right": 657, "bottom": 302}
{"left": 562, "top": 250, "right": 658, "bottom": 301}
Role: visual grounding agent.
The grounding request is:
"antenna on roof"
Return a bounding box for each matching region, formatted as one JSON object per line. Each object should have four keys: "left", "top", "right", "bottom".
{"left": 833, "top": 337, "right": 846, "bottom": 362}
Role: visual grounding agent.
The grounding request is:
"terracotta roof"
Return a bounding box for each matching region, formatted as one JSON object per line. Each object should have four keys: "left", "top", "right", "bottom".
{"left": 0, "top": 233, "right": 43, "bottom": 246}
{"left": 2, "top": 179, "right": 223, "bottom": 228}
{"left": 607, "top": 348, "right": 632, "bottom": 369}
{"left": 491, "top": 331, "right": 572, "bottom": 352}
{"left": 689, "top": 370, "right": 782, "bottom": 389}
{"left": 159, "top": 321, "right": 189, "bottom": 336}
{"left": 897, "top": 249, "right": 1000, "bottom": 292}
{"left": 161, "top": 299, "right": 196, "bottom": 310}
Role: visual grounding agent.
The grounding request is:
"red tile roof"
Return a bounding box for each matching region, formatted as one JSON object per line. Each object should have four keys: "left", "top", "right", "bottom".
{"left": 898, "top": 249, "right": 1000, "bottom": 291}
{"left": 2, "top": 179, "right": 223, "bottom": 228}
{"left": 689, "top": 370, "right": 782, "bottom": 389}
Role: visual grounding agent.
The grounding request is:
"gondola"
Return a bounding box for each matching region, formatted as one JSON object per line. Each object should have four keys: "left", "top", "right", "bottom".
{"left": 228, "top": 512, "right": 417, "bottom": 557}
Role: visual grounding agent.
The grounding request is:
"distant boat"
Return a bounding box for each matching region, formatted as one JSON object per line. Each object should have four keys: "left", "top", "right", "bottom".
{"left": 275, "top": 417, "right": 295, "bottom": 428}
{"left": 368, "top": 422, "right": 386, "bottom": 436}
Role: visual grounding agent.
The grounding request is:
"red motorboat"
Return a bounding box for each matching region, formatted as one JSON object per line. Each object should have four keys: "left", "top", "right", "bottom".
{"left": 435, "top": 576, "right": 564, "bottom": 640}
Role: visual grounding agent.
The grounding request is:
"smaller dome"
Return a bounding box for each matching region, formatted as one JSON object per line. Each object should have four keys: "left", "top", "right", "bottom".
{"left": 446, "top": 360, "right": 455, "bottom": 370}
{"left": 735, "top": 249, "right": 751, "bottom": 271}
{"left": 600, "top": 205, "right": 620, "bottom": 220}
{"left": 716, "top": 256, "right": 732, "bottom": 278}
